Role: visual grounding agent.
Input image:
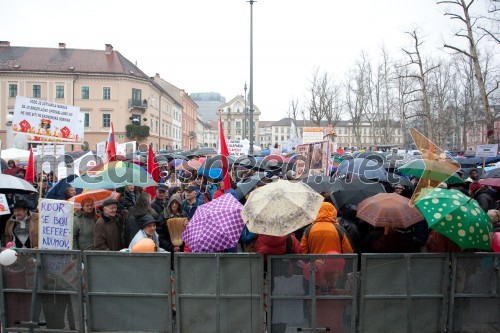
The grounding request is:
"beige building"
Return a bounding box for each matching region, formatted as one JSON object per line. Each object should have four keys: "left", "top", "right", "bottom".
{"left": 217, "top": 95, "right": 260, "bottom": 144}
{"left": 0, "top": 42, "right": 193, "bottom": 151}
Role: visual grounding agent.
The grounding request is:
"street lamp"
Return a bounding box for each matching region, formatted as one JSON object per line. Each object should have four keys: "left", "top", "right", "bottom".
{"left": 243, "top": 82, "right": 247, "bottom": 140}
{"left": 247, "top": 0, "right": 255, "bottom": 155}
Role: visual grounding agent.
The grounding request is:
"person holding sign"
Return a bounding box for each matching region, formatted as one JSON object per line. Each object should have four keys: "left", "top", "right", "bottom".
{"left": 4, "top": 200, "right": 39, "bottom": 248}
{"left": 73, "top": 198, "right": 97, "bottom": 250}
{"left": 93, "top": 199, "right": 123, "bottom": 251}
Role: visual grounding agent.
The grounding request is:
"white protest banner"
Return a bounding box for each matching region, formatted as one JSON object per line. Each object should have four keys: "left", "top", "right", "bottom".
{"left": 96, "top": 141, "right": 107, "bottom": 163}
{"left": 35, "top": 145, "right": 65, "bottom": 157}
{"left": 0, "top": 194, "right": 11, "bottom": 216}
{"left": 475, "top": 144, "right": 498, "bottom": 158}
{"left": 57, "top": 163, "right": 68, "bottom": 179}
{"left": 302, "top": 127, "right": 324, "bottom": 144}
{"left": 39, "top": 199, "right": 74, "bottom": 250}
{"left": 227, "top": 139, "right": 250, "bottom": 157}
{"left": 13, "top": 96, "right": 83, "bottom": 143}
{"left": 74, "top": 151, "right": 99, "bottom": 176}
{"left": 116, "top": 141, "right": 136, "bottom": 156}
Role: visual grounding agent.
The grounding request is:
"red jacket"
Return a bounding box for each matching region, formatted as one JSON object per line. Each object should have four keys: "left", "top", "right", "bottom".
{"left": 254, "top": 234, "right": 301, "bottom": 262}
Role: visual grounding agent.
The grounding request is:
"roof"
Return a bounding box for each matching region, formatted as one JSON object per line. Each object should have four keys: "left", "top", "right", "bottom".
{"left": 152, "top": 75, "right": 183, "bottom": 108}
{"left": 0, "top": 45, "right": 150, "bottom": 79}
{"left": 258, "top": 121, "right": 275, "bottom": 128}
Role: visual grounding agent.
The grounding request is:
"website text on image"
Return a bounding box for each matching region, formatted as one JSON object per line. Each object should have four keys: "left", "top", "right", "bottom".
{"left": 302, "top": 127, "right": 324, "bottom": 144}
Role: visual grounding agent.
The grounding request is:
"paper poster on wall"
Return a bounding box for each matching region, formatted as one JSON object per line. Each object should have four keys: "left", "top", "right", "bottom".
{"left": 39, "top": 199, "right": 74, "bottom": 250}
{"left": 0, "top": 194, "right": 11, "bottom": 216}
{"left": 13, "top": 96, "right": 83, "bottom": 143}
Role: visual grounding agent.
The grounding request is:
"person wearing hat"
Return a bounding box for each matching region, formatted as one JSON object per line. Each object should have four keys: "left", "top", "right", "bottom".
{"left": 4, "top": 200, "right": 39, "bottom": 248}
{"left": 182, "top": 185, "right": 205, "bottom": 219}
{"left": 73, "top": 197, "right": 97, "bottom": 250}
{"left": 93, "top": 199, "right": 124, "bottom": 251}
{"left": 128, "top": 213, "right": 165, "bottom": 252}
{"left": 151, "top": 184, "right": 169, "bottom": 216}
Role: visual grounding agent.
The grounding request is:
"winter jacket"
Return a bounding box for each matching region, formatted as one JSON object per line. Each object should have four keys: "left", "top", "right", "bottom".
{"left": 474, "top": 187, "right": 496, "bottom": 212}
{"left": 128, "top": 230, "right": 165, "bottom": 252}
{"left": 182, "top": 195, "right": 205, "bottom": 220}
{"left": 124, "top": 205, "right": 157, "bottom": 246}
{"left": 159, "top": 194, "right": 186, "bottom": 252}
{"left": 4, "top": 212, "right": 39, "bottom": 248}
{"left": 255, "top": 234, "right": 301, "bottom": 262}
{"left": 119, "top": 190, "right": 136, "bottom": 210}
{"left": 73, "top": 210, "right": 97, "bottom": 250}
{"left": 151, "top": 198, "right": 167, "bottom": 216}
{"left": 93, "top": 214, "right": 123, "bottom": 251}
{"left": 300, "top": 202, "right": 353, "bottom": 254}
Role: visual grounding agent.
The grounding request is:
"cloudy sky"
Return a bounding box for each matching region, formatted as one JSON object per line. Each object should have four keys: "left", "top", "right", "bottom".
{"left": 1, "top": 0, "right": 473, "bottom": 120}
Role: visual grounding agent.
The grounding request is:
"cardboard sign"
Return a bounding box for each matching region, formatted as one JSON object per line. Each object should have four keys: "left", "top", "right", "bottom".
{"left": 39, "top": 199, "right": 74, "bottom": 250}
{"left": 302, "top": 127, "right": 324, "bottom": 144}
{"left": 227, "top": 139, "right": 250, "bottom": 157}
{"left": 476, "top": 144, "right": 498, "bottom": 158}
{"left": 13, "top": 96, "right": 83, "bottom": 143}
{"left": 0, "top": 194, "right": 11, "bottom": 216}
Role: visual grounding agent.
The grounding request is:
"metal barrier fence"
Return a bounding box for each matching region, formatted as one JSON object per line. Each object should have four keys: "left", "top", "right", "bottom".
{"left": 174, "top": 253, "right": 264, "bottom": 333}
{"left": 0, "top": 249, "right": 84, "bottom": 333}
{"left": 1, "top": 251, "right": 499, "bottom": 333}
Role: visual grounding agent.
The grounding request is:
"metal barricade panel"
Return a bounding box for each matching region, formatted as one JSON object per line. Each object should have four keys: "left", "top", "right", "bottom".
{"left": 448, "top": 253, "right": 500, "bottom": 333}
{"left": 84, "top": 251, "right": 172, "bottom": 333}
{"left": 1, "top": 249, "right": 84, "bottom": 333}
{"left": 175, "top": 253, "right": 264, "bottom": 333}
{"left": 268, "top": 254, "right": 358, "bottom": 333}
{"left": 359, "top": 253, "right": 449, "bottom": 333}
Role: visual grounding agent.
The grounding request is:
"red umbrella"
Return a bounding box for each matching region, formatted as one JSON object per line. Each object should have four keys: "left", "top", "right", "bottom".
{"left": 479, "top": 178, "right": 500, "bottom": 187}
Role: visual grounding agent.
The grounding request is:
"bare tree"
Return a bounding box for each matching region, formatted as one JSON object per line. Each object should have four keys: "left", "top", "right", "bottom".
{"left": 287, "top": 98, "right": 301, "bottom": 137}
{"left": 395, "top": 62, "right": 420, "bottom": 148}
{"left": 402, "top": 30, "right": 439, "bottom": 141}
{"left": 438, "top": 0, "right": 499, "bottom": 143}
{"left": 324, "top": 80, "right": 344, "bottom": 128}
{"left": 306, "top": 68, "right": 333, "bottom": 126}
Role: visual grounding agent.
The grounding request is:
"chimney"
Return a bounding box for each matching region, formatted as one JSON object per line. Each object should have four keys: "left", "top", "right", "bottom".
{"left": 59, "top": 42, "right": 66, "bottom": 49}
{"left": 0, "top": 41, "right": 10, "bottom": 47}
{"left": 105, "top": 44, "right": 113, "bottom": 55}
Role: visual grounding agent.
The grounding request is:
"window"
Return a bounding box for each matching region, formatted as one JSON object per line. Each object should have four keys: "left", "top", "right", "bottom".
{"left": 274, "top": 127, "right": 278, "bottom": 133}
{"left": 56, "top": 85, "right": 64, "bottom": 99}
{"left": 103, "top": 87, "right": 111, "bottom": 100}
{"left": 132, "top": 88, "right": 142, "bottom": 102}
{"left": 275, "top": 135, "right": 278, "bottom": 142}
{"left": 281, "top": 127, "right": 284, "bottom": 133}
{"left": 8, "top": 84, "right": 17, "bottom": 97}
{"left": 81, "top": 86, "right": 89, "bottom": 99}
{"left": 102, "top": 114, "right": 110, "bottom": 127}
{"left": 84, "top": 113, "right": 90, "bottom": 127}
{"left": 33, "top": 85, "right": 41, "bottom": 98}
{"left": 281, "top": 135, "right": 285, "bottom": 141}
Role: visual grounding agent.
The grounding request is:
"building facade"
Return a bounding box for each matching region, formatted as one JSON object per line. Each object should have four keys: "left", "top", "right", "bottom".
{"left": 190, "top": 92, "right": 226, "bottom": 123}
{"left": 0, "top": 42, "right": 194, "bottom": 151}
{"left": 217, "top": 95, "right": 260, "bottom": 144}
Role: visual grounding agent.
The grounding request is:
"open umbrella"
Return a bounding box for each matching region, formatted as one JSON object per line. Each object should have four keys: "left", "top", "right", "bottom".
{"left": 241, "top": 179, "right": 324, "bottom": 236}
{"left": 176, "top": 159, "right": 203, "bottom": 171}
{"left": 0, "top": 174, "right": 38, "bottom": 193}
{"left": 415, "top": 188, "right": 492, "bottom": 250}
{"left": 1, "top": 148, "right": 31, "bottom": 161}
{"left": 181, "top": 193, "right": 245, "bottom": 252}
{"left": 336, "top": 158, "right": 388, "bottom": 182}
{"left": 235, "top": 172, "right": 267, "bottom": 200}
{"left": 68, "top": 190, "right": 121, "bottom": 209}
{"left": 479, "top": 168, "right": 500, "bottom": 179}
{"left": 356, "top": 193, "right": 424, "bottom": 228}
{"left": 397, "top": 159, "right": 463, "bottom": 184}
{"left": 330, "top": 178, "right": 386, "bottom": 210}
{"left": 301, "top": 175, "right": 337, "bottom": 193}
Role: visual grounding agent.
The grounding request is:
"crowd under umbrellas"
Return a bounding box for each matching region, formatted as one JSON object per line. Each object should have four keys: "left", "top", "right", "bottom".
{"left": 1, "top": 146, "right": 499, "bottom": 255}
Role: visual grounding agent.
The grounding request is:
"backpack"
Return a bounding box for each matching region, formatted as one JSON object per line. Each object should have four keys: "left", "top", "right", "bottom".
{"left": 303, "top": 223, "right": 350, "bottom": 253}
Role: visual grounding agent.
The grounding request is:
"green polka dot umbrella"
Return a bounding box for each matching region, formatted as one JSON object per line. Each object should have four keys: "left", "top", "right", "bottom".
{"left": 415, "top": 188, "right": 493, "bottom": 250}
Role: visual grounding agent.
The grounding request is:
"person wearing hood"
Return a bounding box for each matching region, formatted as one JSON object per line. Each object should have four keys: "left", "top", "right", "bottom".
{"left": 158, "top": 193, "right": 187, "bottom": 252}
{"left": 300, "top": 202, "right": 354, "bottom": 254}
{"left": 73, "top": 197, "right": 98, "bottom": 250}
{"left": 129, "top": 214, "right": 166, "bottom": 252}
{"left": 93, "top": 199, "right": 123, "bottom": 251}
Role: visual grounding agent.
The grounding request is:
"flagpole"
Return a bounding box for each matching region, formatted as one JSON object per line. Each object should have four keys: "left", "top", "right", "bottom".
{"left": 39, "top": 141, "right": 45, "bottom": 201}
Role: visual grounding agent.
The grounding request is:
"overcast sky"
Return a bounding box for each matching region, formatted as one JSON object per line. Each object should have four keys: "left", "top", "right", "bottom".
{"left": 1, "top": 0, "right": 475, "bottom": 120}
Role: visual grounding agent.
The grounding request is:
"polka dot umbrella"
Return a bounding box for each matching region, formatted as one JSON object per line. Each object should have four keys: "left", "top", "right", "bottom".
{"left": 415, "top": 188, "right": 493, "bottom": 250}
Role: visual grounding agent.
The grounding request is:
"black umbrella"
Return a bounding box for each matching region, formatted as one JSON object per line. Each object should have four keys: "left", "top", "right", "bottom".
{"left": 301, "top": 175, "right": 336, "bottom": 193}
{"left": 330, "top": 178, "right": 386, "bottom": 210}
{"left": 480, "top": 168, "right": 500, "bottom": 179}
{"left": 336, "top": 158, "right": 388, "bottom": 182}
{"left": 235, "top": 173, "right": 267, "bottom": 200}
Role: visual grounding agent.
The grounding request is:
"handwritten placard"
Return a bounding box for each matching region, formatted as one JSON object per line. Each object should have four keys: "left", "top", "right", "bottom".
{"left": 39, "top": 199, "right": 74, "bottom": 250}
{"left": 0, "top": 194, "right": 11, "bottom": 216}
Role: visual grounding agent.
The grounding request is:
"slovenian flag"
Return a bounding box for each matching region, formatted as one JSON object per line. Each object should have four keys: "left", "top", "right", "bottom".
{"left": 106, "top": 122, "right": 117, "bottom": 162}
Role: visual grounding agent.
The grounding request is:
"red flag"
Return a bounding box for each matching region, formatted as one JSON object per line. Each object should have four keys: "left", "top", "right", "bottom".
{"left": 145, "top": 143, "right": 159, "bottom": 199}
{"left": 24, "top": 147, "right": 35, "bottom": 183}
{"left": 106, "top": 122, "right": 117, "bottom": 162}
{"left": 219, "top": 118, "right": 231, "bottom": 190}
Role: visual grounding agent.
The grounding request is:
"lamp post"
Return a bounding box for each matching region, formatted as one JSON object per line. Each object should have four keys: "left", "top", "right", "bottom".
{"left": 248, "top": 0, "right": 255, "bottom": 155}
{"left": 243, "top": 82, "right": 247, "bottom": 140}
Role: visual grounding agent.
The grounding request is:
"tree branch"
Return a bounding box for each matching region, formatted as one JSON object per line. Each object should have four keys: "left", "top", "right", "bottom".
{"left": 443, "top": 44, "right": 473, "bottom": 58}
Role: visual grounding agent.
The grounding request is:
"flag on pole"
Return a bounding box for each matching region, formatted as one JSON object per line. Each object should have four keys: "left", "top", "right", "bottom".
{"left": 107, "top": 122, "right": 117, "bottom": 162}
{"left": 219, "top": 117, "right": 231, "bottom": 190}
{"left": 145, "top": 143, "right": 160, "bottom": 199}
{"left": 25, "top": 147, "right": 35, "bottom": 183}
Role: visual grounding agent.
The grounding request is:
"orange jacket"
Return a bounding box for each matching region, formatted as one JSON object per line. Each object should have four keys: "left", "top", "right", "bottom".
{"left": 300, "top": 202, "right": 353, "bottom": 254}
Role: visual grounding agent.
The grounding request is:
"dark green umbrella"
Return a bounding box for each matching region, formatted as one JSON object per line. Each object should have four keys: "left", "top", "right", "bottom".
{"left": 398, "top": 159, "right": 463, "bottom": 184}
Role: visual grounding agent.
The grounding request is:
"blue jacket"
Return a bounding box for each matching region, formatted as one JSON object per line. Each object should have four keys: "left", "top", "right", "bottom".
{"left": 182, "top": 195, "right": 205, "bottom": 219}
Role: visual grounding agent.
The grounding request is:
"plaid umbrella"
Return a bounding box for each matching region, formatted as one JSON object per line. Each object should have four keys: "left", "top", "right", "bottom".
{"left": 415, "top": 188, "right": 493, "bottom": 250}
{"left": 182, "top": 193, "right": 245, "bottom": 252}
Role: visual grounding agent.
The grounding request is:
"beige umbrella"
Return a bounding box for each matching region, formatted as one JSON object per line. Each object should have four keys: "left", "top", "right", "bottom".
{"left": 241, "top": 179, "right": 324, "bottom": 236}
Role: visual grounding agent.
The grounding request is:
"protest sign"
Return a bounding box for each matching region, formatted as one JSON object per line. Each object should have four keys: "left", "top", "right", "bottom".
{"left": 475, "top": 144, "right": 498, "bottom": 158}
{"left": 295, "top": 144, "right": 311, "bottom": 178}
{"left": 36, "top": 145, "right": 65, "bottom": 157}
{"left": 227, "top": 139, "right": 250, "bottom": 157}
{"left": 117, "top": 141, "right": 136, "bottom": 156}
{"left": 0, "top": 194, "right": 11, "bottom": 216}
{"left": 308, "top": 141, "right": 329, "bottom": 176}
{"left": 13, "top": 96, "right": 83, "bottom": 143}
{"left": 96, "top": 141, "right": 107, "bottom": 163}
{"left": 302, "top": 127, "right": 324, "bottom": 144}
{"left": 39, "top": 199, "right": 74, "bottom": 250}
